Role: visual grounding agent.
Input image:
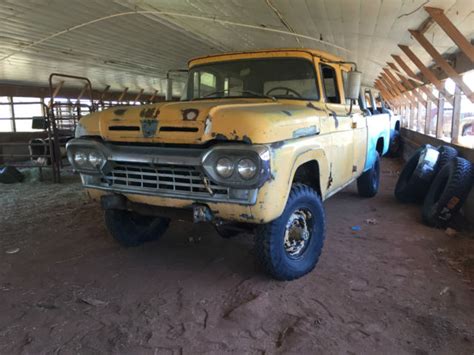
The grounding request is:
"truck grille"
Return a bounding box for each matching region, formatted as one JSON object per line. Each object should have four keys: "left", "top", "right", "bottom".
{"left": 101, "top": 161, "right": 230, "bottom": 198}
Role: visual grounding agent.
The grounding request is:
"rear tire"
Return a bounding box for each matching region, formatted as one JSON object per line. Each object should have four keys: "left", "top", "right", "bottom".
{"left": 394, "top": 144, "right": 438, "bottom": 203}
{"left": 388, "top": 131, "right": 402, "bottom": 157}
{"left": 357, "top": 154, "right": 380, "bottom": 198}
{"left": 104, "top": 209, "right": 170, "bottom": 247}
{"left": 255, "top": 184, "right": 325, "bottom": 281}
{"left": 435, "top": 145, "right": 458, "bottom": 173}
{"left": 422, "top": 157, "right": 473, "bottom": 227}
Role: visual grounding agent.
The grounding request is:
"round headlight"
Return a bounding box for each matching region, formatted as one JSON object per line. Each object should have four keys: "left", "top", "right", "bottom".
{"left": 88, "top": 151, "right": 104, "bottom": 169}
{"left": 237, "top": 158, "right": 257, "bottom": 179}
{"left": 74, "top": 151, "right": 88, "bottom": 167}
{"left": 215, "top": 157, "right": 234, "bottom": 178}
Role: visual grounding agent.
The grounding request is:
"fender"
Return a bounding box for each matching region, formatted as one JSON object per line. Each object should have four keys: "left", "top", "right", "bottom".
{"left": 249, "top": 141, "right": 329, "bottom": 223}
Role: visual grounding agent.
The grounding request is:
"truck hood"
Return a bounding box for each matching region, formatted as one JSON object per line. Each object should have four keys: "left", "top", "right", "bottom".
{"left": 78, "top": 99, "right": 325, "bottom": 145}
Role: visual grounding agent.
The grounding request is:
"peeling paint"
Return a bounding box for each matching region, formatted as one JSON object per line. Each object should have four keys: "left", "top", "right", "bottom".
{"left": 292, "top": 125, "right": 320, "bottom": 139}
{"left": 282, "top": 110, "right": 292, "bottom": 116}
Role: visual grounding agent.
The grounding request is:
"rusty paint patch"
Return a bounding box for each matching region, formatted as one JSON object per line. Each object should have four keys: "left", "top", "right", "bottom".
{"left": 114, "top": 108, "right": 127, "bottom": 115}
{"left": 327, "top": 163, "right": 333, "bottom": 189}
{"left": 307, "top": 102, "right": 323, "bottom": 111}
{"left": 242, "top": 135, "right": 252, "bottom": 144}
{"left": 240, "top": 213, "right": 254, "bottom": 220}
{"left": 214, "top": 134, "right": 228, "bottom": 141}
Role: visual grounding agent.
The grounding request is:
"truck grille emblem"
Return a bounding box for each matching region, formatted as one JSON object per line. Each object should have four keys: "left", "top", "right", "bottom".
{"left": 140, "top": 119, "right": 158, "bottom": 138}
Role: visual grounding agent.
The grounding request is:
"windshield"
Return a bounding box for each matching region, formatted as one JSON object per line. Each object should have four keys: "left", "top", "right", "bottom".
{"left": 182, "top": 57, "right": 319, "bottom": 101}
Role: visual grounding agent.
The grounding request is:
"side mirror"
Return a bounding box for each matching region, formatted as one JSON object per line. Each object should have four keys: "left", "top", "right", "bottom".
{"left": 345, "top": 70, "right": 362, "bottom": 101}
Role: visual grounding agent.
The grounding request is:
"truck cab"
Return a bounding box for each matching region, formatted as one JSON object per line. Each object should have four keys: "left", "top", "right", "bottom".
{"left": 67, "top": 48, "right": 392, "bottom": 280}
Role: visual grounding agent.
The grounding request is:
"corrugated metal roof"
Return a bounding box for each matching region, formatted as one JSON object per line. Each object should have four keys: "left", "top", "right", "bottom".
{"left": 0, "top": 0, "right": 472, "bottom": 95}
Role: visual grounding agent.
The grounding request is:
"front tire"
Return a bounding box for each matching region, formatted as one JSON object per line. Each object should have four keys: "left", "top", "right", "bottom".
{"left": 255, "top": 184, "right": 326, "bottom": 281}
{"left": 104, "top": 209, "right": 170, "bottom": 247}
{"left": 357, "top": 154, "right": 380, "bottom": 198}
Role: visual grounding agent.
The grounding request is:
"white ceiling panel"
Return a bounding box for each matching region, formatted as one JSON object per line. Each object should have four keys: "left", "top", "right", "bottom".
{"left": 0, "top": 0, "right": 472, "bottom": 94}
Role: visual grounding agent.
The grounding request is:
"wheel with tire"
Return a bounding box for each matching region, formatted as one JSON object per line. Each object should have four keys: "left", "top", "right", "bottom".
{"left": 394, "top": 144, "right": 439, "bottom": 203}
{"left": 387, "top": 131, "right": 402, "bottom": 157}
{"left": 435, "top": 145, "right": 458, "bottom": 173}
{"left": 357, "top": 154, "right": 380, "bottom": 197}
{"left": 104, "top": 209, "right": 170, "bottom": 247}
{"left": 422, "top": 157, "right": 473, "bottom": 227}
{"left": 255, "top": 184, "right": 325, "bottom": 281}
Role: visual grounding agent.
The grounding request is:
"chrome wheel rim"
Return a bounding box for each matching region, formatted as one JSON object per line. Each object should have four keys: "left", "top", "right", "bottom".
{"left": 284, "top": 208, "right": 313, "bottom": 258}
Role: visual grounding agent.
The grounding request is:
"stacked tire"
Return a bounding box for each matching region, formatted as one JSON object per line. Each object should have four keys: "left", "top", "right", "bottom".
{"left": 394, "top": 144, "right": 473, "bottom": 227}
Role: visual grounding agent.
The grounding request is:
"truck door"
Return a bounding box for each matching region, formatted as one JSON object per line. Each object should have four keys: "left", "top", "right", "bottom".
{"left": 320, "top": 64, "right": 354, "bottom": 189}
{"left": 342, "top": 71, "right": 368, "bottom": 177}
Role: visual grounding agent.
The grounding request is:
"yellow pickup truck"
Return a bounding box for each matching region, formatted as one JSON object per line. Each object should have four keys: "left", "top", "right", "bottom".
{"left": 67, "top": 48, "right": 396, "bottom": 280}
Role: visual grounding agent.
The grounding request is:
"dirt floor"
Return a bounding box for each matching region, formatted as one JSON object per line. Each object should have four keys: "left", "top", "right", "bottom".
{"left": 1, "top": 159, "right": 473, "bottom": 354}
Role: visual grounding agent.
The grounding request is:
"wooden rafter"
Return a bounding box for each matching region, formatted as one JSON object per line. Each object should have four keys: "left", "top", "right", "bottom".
{"left": 391, "top": 54, "right": 439, "bottom": 103}
{"left": 118, "top": 87, "right": 129, "bottom": 102}
{"left": 424, "top": 6, "right": 474, "bottom": 63}
{"left": 149, "top": 89, "right": 158, "bottom": 102}
{"left": 398, "top": 45, "right": 454, "bottom": 105}
{"left": 409, "top": 29, "right": 474, "bottom": 103}
{"left": 134, "top": 89, "right": 144, "bottom": 104}
{"left": 387, "top": 62, "right": 428, "bottom": 106}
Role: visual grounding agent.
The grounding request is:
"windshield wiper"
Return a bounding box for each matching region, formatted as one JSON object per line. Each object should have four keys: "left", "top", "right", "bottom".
{"left": 196, "top": 90, "right": 277, "bottom": 101}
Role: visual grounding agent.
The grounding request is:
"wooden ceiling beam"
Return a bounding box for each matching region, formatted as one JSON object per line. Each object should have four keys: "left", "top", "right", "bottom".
{"left": 409, "top": 29, "right": 474, "bottom": 103}
{"left": 391, "top": 55, "right": 439, "bottom": 104}
{"left": 387, "top": 62, "right": 428, "bottom": 106}
{"left": 424, "top": 6, "right": 474, "bottom": 63}
{"left": 398, "top": 45, "right": 454, "bottom": 105}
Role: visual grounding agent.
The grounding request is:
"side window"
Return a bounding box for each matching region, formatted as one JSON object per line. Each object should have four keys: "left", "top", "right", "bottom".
{"left": 193, "top": 71, "right": 217, "bottom": 97}
{"left": 321, "top": 65, "right": 341, "bottom": 104}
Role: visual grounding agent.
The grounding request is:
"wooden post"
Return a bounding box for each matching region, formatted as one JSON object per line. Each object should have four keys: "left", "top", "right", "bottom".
{"left": 436, "top": 90, "right": 445, "bottom": 139}
{"left": 9, "top": 96, "right": 16, "bottom": 133}
{"left": 424, "top": 6, "right": 474, "bottom": 63}
{"left": 409, "top": 30, "right": 474, "bottom": 102}
{"left": 425, "top": 100, "right": 432, "bottom": 135}
{"left": 451, "top": 85, "right": 462, "bottom": 144}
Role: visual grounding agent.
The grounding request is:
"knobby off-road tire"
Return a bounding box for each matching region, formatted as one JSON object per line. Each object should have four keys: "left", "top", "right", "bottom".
{"left": 422, "top": 157, "right": 473, "bottom": 227}
{"left": 357, "top": 154, "right": 380, "bottom": 198}
{"left": 435, "top": 145, "right": 458, "bottom": 173}
{"left": 255, "top": 184, "right": 325, "bottom": 281}
{"left": 394, "top": 145, "right": 439, "bottom": 203}
{"left": 387, "top": 131, "right": 402, "bottom": 157}
{"left": 104, "top": 209, "right": 170, "bottom": 247}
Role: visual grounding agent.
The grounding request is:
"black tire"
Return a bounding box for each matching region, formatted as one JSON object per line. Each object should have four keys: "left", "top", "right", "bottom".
{"left": 394, "top": 144, "right": 437, "bottom": 203}
{"left": 215, "top": 225, "right": 240, "bottom": 239}
{"left": 387, "top": 131, "right": 402, "bottom": 157}
{"left": 435, "top": 145, "right": 458, "bottom": 173}
{"left": 357, "top": 154, "right": 380, "bottom": 197}
{"left": 422, "top": 157, "right": 473, "bottom": 227}
{"left": 104, "top": 209, "right": 170, "bottom": 247}
{"left": 255, "top": 184, "right": 325, "bottom": 281}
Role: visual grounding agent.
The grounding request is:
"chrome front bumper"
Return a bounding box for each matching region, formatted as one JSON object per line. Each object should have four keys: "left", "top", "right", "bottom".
{"left": 69, "top": 139, "right": 259, "bottom": 205}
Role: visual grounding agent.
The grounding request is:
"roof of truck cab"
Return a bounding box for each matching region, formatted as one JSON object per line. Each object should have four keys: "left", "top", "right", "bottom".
{"left": 188, "top": 48, "right": 344, "bottom": 67}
